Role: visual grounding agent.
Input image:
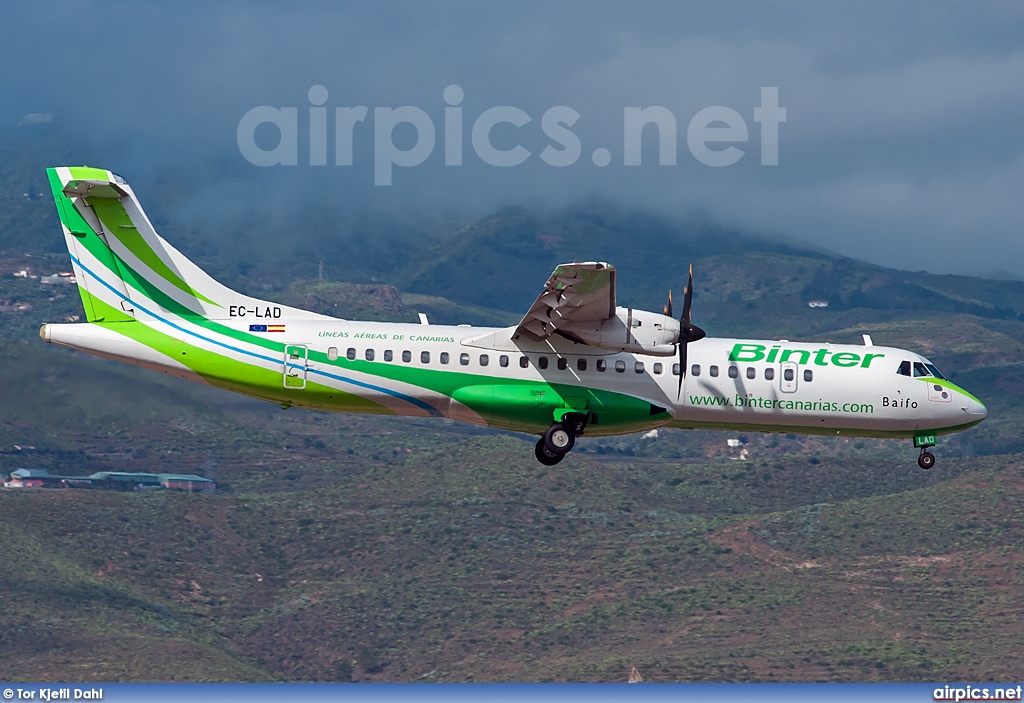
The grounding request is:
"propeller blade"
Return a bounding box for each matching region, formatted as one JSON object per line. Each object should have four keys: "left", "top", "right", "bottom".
{"left": 664, "top": 289, "right": 673, "bottom": 318}
{"left": 681, "top": 264, "right": 693, "bottom": 329}
{"left": 676, "top": 264, "right": 704, "bottom": 398}
{"left": 678, "top": 336, "right": 687, "bottom": 398}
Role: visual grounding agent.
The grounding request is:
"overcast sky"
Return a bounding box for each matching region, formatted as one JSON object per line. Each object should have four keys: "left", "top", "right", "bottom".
{"left": 3, "top": 1, "right": 1023, "bottom": 278}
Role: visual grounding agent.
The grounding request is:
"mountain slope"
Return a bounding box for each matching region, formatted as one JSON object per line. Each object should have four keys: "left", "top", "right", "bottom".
{"left": 400, "top": 205, "right": 1024, "bottom": 339}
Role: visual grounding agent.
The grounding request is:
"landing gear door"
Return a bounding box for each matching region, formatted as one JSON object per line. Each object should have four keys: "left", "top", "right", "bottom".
{"left": 284, "top": 344, "right": 308, "bottom": 389}
{"left": 780, "top": 362, "right": 798, "bottom": 393}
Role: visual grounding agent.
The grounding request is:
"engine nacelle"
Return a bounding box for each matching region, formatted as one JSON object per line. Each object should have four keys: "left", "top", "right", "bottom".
{"left": 560, "top": 307, "right": 679, "bottom": 356}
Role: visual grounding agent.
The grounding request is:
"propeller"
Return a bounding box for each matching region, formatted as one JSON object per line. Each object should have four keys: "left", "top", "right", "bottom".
{"left": 676, "top": 264, "right": 706, "bottom": 398}
{"left": 663, "top": 289, "right": 673, "bottom": 318}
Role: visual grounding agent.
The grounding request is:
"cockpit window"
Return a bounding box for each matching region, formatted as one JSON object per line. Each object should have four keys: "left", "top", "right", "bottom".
{"left": 925, "top": 363, "right": 946, "bottom": 380}
{"left": 897, "top": 360, "right": 911, "bottom": 376}
{"left": 913, "top": 362, "right": 930, "bottom": 378}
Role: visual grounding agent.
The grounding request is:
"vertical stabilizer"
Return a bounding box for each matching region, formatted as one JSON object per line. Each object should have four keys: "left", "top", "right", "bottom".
{"left": 46, "top": 167, "right": 324, "bottom": 323}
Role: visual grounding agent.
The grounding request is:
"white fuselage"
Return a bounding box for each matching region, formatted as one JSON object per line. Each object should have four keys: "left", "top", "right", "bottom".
{"left": 44, "top": 316, "right": 988, "bottom": 440}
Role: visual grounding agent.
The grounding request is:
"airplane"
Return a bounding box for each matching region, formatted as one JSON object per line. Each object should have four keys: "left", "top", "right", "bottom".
{"left": 39, "top": 167, "right": 987, "bottom": 469}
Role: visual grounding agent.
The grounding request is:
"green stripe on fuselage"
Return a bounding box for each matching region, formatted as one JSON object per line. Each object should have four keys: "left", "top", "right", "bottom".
{"left": 80, "top": 278, "right": 669, "bottom": 434}
{"left": 84, "top": 292, "right": 391, "bottom": 414}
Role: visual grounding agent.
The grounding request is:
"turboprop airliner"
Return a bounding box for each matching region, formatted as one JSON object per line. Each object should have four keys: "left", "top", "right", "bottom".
{"left": 40, "top": 167, "right": 986, "bottom": 469}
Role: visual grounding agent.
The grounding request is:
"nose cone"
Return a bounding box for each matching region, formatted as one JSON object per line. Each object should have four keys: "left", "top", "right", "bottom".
{"left": 969, "top": 397, "right": 987, "bottom": 420}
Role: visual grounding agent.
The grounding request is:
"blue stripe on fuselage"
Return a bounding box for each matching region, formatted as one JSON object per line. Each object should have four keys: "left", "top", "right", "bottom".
{"left": 70, "top": 255, "right": 441, "bottom": 416}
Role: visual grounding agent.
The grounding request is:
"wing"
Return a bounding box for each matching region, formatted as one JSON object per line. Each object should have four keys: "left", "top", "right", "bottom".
{"left": 515, "top": 262, "right": 616, "bottom": 341}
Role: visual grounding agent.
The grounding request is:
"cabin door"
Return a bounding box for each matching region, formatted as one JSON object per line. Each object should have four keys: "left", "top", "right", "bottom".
{"left": 284, "top": 344, "right": 308, "bottom": 389}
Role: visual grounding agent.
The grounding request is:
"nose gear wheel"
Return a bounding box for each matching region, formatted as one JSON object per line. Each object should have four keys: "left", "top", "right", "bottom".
{"left": 918, "top": 449, "right": 935, "bottom": 470}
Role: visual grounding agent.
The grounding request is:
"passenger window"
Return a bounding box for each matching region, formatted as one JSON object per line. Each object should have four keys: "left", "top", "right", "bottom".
{"left": 913, "top": 362, "right": 929, "bottom": 377}
{"left": 384, "top": 349, "right": 393, "bottom": 362}
{"left": 365, "top": 349, "right": 375, "bottom": 361}
{"left": 538, "top": 356, "right": 548, "bottom": 369}
{"left": 480, "top": 354, "right": 489, "bottom": 366}
{"left": 709, "top": 365, "right": 719, "bottom": 377}
{"left": 615, "top": 360, "right": 626, "bottom": 373}
{"left": 440, "top": 352, "right": 449, "bottom": 365}
{"left": 577, "top": 358, "right": 587, "bottom": 371}
{"left": 784, "top": 368, "right": 794, "bottom": 382}
{"left": 672, "top": 363, "right": 680, "bottom": 376}
{"left": 402, "top": 350, "right": 412, "bottom": 363}
{"left": 635, "top": 361, "right": 645, "bottom": 374}
{"left": 346, "top": 347, "right": 356, "bottom": 360}
{"left": 897, "top": 360, "right": 911, "bottom": 377}
{"left": 499, "top": 355, "right": 509, "bottom": 367}
{"left": 421, "top": 351, "right": 430, "bottom": 364}
{"left": 519, "top": 356, "right": 529, "bottom": 369}
{"left": 460, "top": 353, "right": 470, "bottom": 366}
{"left": 327, "top": 347, "right": 338, "bottom": 361}
{"left": 765, "top": 367, "right": 774, "bottom": 381}
{"left": 804, "top": 369, "right": 813, "bottom": 382}
{"left": 653, "top": 362, "right": 662, "bottom": 375}
{"left": 557, "top": 357, "right": 567, "bottom": 370}
{"left": 691, "top": 364, "right": 700, "bottom": 377}
{"left": 596, "top": 359, "right": 607, "bottom": 372}
{"left": 746, "top": 367, "right": 756, "bottom": 380}
{"left": 728, "top": 366, "right": 739, "bottom": 379}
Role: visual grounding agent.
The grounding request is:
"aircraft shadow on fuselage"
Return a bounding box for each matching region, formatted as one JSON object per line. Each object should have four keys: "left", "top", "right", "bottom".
{"left": 727, "top": 372, "right": 784, "bottom": 416}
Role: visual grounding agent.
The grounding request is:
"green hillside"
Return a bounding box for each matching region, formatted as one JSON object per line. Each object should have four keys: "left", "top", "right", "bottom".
{"left": 2, "top": 403, "right": 1020, "bottom": 681}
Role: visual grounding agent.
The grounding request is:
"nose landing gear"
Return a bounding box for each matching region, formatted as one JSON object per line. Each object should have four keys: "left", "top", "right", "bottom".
{"left": 914, "top": 434, "right": 937, "bottom": 470}
{"left": 917, "top": 448, "right": 936, "bottom": 470}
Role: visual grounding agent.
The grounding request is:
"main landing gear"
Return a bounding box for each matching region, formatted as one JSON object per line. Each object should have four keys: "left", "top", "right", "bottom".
{"left": 534, "top": 413, "right": 587, "bottom": 465}
{"left": 535, "top": 438, "right": 564, "bottom": 465}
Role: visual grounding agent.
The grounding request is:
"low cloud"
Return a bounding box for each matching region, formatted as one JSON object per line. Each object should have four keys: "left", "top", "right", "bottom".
{"left": 1, "top": 1, "right": 1022, "bottom": 279}
{"left": 18, "top": 113, "right": 53, "bottom": 125}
